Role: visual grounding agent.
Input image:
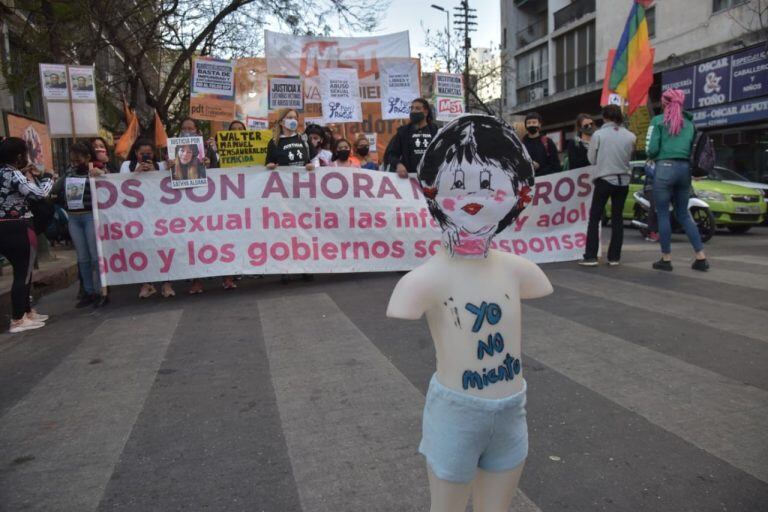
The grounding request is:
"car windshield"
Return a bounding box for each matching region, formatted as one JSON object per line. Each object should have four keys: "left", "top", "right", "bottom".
{"left": 712, "top": 167, "right": 748, "bottom": 181}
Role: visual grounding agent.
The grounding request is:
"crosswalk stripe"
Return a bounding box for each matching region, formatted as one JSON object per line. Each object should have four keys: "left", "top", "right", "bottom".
{"left": 522, "top": 304, "right": 768, "bottom": 483}
{"left": 624, "top": 261, "right": 768, "bottom": 290}
{"left": 712, "top": 254, "right": 768, "bottom": 267}
{"left": 0, "top": 310, "right": 182, "bottom": 512}
{"left": 258, "top": 293, "right": 542, "bottom": 512}
{"left": 547, "top": 269, "right": 768, "bottom": 342}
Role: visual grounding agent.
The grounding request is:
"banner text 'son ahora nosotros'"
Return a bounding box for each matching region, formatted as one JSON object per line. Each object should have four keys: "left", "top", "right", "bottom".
{"left": 92, "top": 167, "right": 598, "bottom": 285}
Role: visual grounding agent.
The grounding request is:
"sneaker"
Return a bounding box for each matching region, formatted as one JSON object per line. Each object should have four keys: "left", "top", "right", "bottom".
{"left": 652, "top": 259, "right": 673, "bottom": 271}
{"left": 222, "top": 277, "right": 237, "bottom": 290}
{"left": 9, "top": 317, "right": 45, "bottom": 333}
{"left": 26, "top": 310, "right": 49, "bottom": 322}
{"left": 645, "top": 232, "right": 659, "bottom": 242}
{"left": 692, "top": 259, "right": 710, "bottom": 272}
{"left": 76, "top": 294, "right": 97, "bottom": 308}
{"left": 578, "top": 258, "right": 599, "bottom": 267}
{"left": 607, "top": 260, "right": 620, "bottom": 267}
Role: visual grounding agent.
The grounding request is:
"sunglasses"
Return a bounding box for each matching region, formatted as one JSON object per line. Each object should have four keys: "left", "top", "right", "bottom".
{"left": 582, "top": 122, "right": 594, "bottom": 128}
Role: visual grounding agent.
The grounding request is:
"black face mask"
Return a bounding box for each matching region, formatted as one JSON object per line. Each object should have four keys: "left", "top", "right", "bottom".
{"left": 526, "top": 125, "right": 539, "bottom": 135}
{"left": 76, "top": 163, "right": 89, "bottom": 174}
{"left": 336, "top": 149, "right": 351, "bottom": 161}
{"left": 581, "top": 125, "right": 595, "bottom": 136}
{"left": 356, "top": 147, "right": 369, "bottom": 157}
{"left": 410, "top": 112, "right": 425, "bottom": 124}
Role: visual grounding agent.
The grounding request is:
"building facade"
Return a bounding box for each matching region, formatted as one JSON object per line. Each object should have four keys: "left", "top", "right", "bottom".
{"left": 500, "top": 0, "right": 767, "bottom": 180}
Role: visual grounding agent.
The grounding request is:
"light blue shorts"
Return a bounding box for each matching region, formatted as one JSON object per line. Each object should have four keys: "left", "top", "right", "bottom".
{"left": 419, "top": 374, "right": 528, "bottom": 483}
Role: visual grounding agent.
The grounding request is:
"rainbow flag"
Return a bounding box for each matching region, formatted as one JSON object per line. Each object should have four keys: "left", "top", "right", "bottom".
{"left": 608, "top": 0, "right": 654, "bottom": 114}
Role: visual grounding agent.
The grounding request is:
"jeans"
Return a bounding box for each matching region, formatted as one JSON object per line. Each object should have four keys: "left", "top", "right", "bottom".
{"left": 585, "top": 178, "right": 628, "bottom": 262}
{"left": 68, "top": 212, "right": 101, "bottom": 295}
{"left": 652, "top": 160, "right": 704, "bottom": 254}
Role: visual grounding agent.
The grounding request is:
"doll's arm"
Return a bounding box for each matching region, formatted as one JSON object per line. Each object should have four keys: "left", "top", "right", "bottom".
{"left": 513, "top": 257, "right": 553, "bottom": 299}
{"left": 386, "top": 269, "right": 431, "bottom": 319}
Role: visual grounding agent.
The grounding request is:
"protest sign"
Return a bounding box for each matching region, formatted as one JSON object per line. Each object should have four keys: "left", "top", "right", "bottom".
{"left": 93, "top": 167, "right": 595, "bottom": 285}
{"left": 4, "top": 112, "right": 53, "bottom": 171}
{"left": 190, "top": 57, "right": 235, "bottom": 122}
{"left": 216, "top": 129, "right": 272, "bottom": 167}
{"left": 167, "top": 136, "right": 208, "bottom": 189}
{"left": 434, "top": 73, "right": 465, "bottom": 121}
{"left": 39, "top": 64, "right": 69, "bottom": 100}
{"left": 235, "top": 58, "right": 268, "bottom": 121}
{"left": 246, "top": 117, "right": 269, "bottom": 129}
{"left": 380, "top": 60, "right": 420, "bottom": 120}
{"left": 68, "top": 65, "right": 96, "bottom": 101}
{"left": 268, "top": 76, "right": 303, "bottom": 111}
{"left": 320, "top": 68, "right": 363, "bottom": 124}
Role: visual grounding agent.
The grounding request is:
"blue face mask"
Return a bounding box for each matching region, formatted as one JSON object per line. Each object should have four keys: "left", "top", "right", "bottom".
{"left": 283, "top": 118, "right": 299, "bottom": 132}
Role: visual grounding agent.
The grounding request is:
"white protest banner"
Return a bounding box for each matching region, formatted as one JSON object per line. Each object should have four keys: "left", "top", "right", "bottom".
{"left": 93, "top": 167, "right": 596, "bottom": 285}
{"left": 380, "top": 60, "right": 419, "bottom": 120}
{"left": 434, "top": 72, "right": 465, "bottom": 121}
{"left": 268, "top": 75, "right": 303, "bottom": 111}
{"left": 167, "top": 136, "right": 208, "bottom": 189}
{"left": 39, "top": 64, "right": 70, "bottom": 100}
{"left": 320, "top": 68, "right": 362, "bottom": 123}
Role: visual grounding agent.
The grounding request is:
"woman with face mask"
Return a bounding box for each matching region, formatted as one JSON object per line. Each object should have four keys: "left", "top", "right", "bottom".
{"left": 354, "top": 134, "right": 378, "bottom": 170}
{"left": 385, "top": 98, "right": 437, "bottom": 179}
{"left": 174, "top": 117, "right": 218, "bottom": 169}
{"left": 52, "top": 141, "right": 109, "bottom": 308}
{"left": 329, "top": 138, "right": 359, "bottom": 168}
{"left": 0, "top": 137, "right": 54, "bottom": 332}
{"left": 265, "top": 109, "right": 318, "bottom": 171}
{"left": 565, "top": 114, "right": 595, "bottom": 170}
{"left": 90, "top": 137, "right": 118, "bottom": 173}
{"left": 305, "top": 124, "right": 333, "bottom": 167}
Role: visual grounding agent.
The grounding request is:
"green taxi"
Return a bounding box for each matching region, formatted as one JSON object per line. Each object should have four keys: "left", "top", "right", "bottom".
{"left": 610, "top": 161, "right": 766, "bottom": 233}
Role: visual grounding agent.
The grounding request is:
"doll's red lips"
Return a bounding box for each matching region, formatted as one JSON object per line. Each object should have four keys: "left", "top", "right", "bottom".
{"left": 461, "top": 203, "right": 483, "bottom": 215}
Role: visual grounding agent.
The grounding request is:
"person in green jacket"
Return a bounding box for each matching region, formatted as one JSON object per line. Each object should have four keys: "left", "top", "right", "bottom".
{"left": 645, "top": 88, "right": 708, "bottom": 272}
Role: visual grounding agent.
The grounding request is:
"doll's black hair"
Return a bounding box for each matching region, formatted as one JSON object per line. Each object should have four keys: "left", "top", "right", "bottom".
{"left": 418, "top": 115, "right": 534, "bottom": 236}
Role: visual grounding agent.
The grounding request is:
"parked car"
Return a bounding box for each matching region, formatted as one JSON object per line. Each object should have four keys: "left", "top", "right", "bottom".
{"left": 607, "top": 161, "right": 766, "bottom": 233}
{"left": 708, "top": 166, "right": 768, "bottom": 209}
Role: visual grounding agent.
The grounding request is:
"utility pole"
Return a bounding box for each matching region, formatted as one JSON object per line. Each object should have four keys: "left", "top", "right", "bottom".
{"left": 453, "top": 0, "right": 477, "bottom": 109}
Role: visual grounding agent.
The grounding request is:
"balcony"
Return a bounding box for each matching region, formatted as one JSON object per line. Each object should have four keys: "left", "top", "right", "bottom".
{"left": 516, "top": 17, "right": 548, "bottom": 48}
{"left": 554, "top": 62, "right": 595, "bottom": 93}
{"left": 517, "top": 80, "right": 549, "bottom": 104}
{"left": 553, "top": 0, "right": 596, "bottom": 30}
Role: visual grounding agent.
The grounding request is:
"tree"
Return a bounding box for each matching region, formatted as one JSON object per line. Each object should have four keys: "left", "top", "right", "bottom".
{"left": 2, "top": 0, "right": 387, "bottom": 134}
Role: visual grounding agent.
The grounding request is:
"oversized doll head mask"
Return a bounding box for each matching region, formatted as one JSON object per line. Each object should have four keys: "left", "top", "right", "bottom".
{"left": 418, "top": 115, "right": 535, "bottom": 257}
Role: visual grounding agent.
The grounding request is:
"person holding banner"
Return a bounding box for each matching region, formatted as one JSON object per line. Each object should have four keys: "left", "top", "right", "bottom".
{"left": 90, "top": 137, "right": 118, "bottom": 173}
{"left": 119, "top": 139, "right": 167, "bottom": 174}
{"left": 355, "top": 134, "right": 379, "bottom": 170}
{"left": 265, "top": 109, "right": 317, "bottom": 170}
{"left": 179, "top": 117, "right": 218, "bottom": 169}
{"left": 386, "top": 98, "right": 437, "bottom": 178}
{"left": 0, "top": 137, "right": 54, "bottom": 333}
{"left": 228, "top": 120, "right": 247, "bottom": 131}
{"left": 51, "top": 142, "right": 109, "bottom": 308}
{"left": 329, "top": 138, "right": 359, "bottom": 168}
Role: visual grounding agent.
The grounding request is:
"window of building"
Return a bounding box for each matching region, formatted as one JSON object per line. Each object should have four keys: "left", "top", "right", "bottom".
{"left": 516, "top": 44, "right": 548, "bottom": 103}
{"left": 554, "top": 21, "right": 595, "bottom": 93}
{"left": 713, "top": 0, "right": 746, "bottom": 13}
{"left": 646, "top": 6, "right": 655, "bottom": 39}
{"left": 502, "top": 28, "right": 507, "bottom": 49}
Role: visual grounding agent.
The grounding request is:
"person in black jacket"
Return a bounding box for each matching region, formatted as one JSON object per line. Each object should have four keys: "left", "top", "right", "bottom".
{"left": 387, "top": 98, "right": 438, "bottom": 178}
{"left": 565, "top": 113, "right": 595, "bottom": 170}
{"left": 521, "top": 111, "right": 561, "bottom": 176}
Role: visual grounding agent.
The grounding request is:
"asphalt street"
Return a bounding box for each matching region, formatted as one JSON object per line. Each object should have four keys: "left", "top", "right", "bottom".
{"left": 1, "top": 227, "right": 767, "bottom": 512}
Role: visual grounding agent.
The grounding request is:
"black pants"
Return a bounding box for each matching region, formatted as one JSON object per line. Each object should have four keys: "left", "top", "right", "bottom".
{"left": 585, "top": 178, "right": 628, "bottom": 262}
{"left": 0, "top": 220, "right": 36, "bottom": 320}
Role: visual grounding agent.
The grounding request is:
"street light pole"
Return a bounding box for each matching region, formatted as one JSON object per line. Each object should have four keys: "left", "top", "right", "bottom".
{"left": 430, "top": 4, "right": 451, "bottom": 72}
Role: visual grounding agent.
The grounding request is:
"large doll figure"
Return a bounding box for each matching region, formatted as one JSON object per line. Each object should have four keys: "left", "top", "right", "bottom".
{"left": 387, "top": 115, "right": 553, "bottom": 512}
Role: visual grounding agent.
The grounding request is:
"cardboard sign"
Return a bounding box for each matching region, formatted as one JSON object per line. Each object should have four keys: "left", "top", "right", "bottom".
{"left": 190, "top": 57, "right": 235, "bottom": 122}
{"left": 380, "top": 60, "right": 419, "bottom": 120}
{"left": 216, "top": 129, "right": 272, "bottom": 167}
{"left": 167, "top": 136, "right": 208, "bottom": 189}
{"left": 268, "top": 76, "right": 303, "bottom": 111}
{"left": 320, "top": 68, "right": 362, "bottom": 124}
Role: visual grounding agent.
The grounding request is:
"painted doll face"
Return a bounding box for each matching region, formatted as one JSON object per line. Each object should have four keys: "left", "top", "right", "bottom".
{"left": 436, "top": 159, "right": 517, "bottom": 235}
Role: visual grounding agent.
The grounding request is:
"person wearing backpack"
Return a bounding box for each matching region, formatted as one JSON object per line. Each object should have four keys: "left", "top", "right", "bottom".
{"left": 646, "top": 88, "right": 708, "bottom": 272}
{"left": 522, "top": 112, "right": 561, "bottom": 176}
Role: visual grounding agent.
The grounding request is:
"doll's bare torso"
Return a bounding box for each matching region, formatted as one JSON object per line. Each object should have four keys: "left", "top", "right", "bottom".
{"left": 387, "top": 248, "right": 553, "bottom": 399}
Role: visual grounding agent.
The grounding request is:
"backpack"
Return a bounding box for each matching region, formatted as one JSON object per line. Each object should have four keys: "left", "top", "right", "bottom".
{"left": 690, "top": 130, "right": 715, "bottom": 178}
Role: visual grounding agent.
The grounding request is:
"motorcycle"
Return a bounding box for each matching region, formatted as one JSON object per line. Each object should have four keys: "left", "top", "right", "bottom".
{"left": 631, "top": 189, "right": 715, "bottom": 243}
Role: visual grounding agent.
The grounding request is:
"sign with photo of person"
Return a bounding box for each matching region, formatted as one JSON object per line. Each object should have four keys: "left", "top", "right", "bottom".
{"left": 167, "top": 136, "right": 208, "bottom": 189}
{"left": 68, "top": 65, "right": 97, "bottom": 101}
{"left": 39, "top": 63, "right": 70, "bottom": 100}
